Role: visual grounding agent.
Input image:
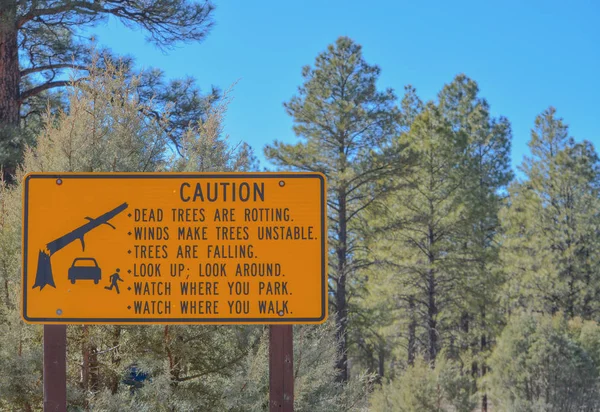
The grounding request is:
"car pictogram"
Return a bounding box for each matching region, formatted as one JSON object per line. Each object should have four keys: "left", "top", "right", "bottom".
{"left": 68, "top": 258, "right": 101, "bottom": 284}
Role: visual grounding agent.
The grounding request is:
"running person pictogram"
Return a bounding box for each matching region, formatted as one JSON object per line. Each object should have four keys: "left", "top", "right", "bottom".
{"left": 104, "top": 268, "right": 123, "bottom": 294}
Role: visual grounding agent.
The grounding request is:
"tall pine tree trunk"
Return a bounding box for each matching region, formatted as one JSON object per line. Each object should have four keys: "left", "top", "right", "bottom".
{"left": 480, "top": 285, "right": 488, "bottom": 412}
{"left": 427, "top": 216, "right": 438, "bottom": 364}
{"left": 481, "top": 330, "right": 488, "bottom": 412}
{"left": 81, "top": 325, "right": 99, "bottom": 404}
{"left": 90, "top": 345, "right": 99, "bottom": 394}
{"left": 427, "top": 268, "right": 438, "bottom": 364}
{"left": 82, "top": 326, "right": 90, "bottom": 396}
{"left": 0, "top": 4, "right": 21, "bottom": 178}
{"left": 335, "top": 187, "right": 349, "bottom": 382}
{"left": 377, "top": 343, "right": 385, "bottom": 380}
{"left": 0, "top": 5, "right": 20, "bottom": 128}
{"left": 110, "top": 326, "right": 122, "bottom": 394}
{"left": 407, "top": 295, "right": 417, "bottom": 365}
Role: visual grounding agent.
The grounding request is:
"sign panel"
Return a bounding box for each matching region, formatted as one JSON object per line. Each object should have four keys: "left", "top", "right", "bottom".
{"left": 22, "top": 173, "right": 327, "bottom": 324}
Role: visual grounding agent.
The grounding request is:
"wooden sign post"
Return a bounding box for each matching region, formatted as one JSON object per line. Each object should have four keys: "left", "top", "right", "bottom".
{"left": 270, "top": 325, "right": 294, "bottom": 411}
{"left": 43, "top": 325, "right": 66, "bottom": 411}
{"left": 22, "top": 173, "right": 327, "bottom": 410}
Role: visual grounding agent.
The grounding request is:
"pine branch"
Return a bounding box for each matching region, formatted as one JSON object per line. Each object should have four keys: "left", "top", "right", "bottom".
{"left": 21, "top": 63, "right": 88, "bottom": 77}
{"left": 19, "top": 78, "right": 86, "bottom": 102}
{"left": 18, "top": 0, "right": 214, "bottom": 46}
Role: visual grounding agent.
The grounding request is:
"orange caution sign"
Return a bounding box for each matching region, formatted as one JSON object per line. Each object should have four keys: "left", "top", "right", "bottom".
{"left": 22, "top": 173, "right": 327, "bottom": 324}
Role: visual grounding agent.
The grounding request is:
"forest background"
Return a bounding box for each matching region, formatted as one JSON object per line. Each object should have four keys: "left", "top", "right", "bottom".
{"left": 1, "top": 1, "right": 600, "bottom": 411}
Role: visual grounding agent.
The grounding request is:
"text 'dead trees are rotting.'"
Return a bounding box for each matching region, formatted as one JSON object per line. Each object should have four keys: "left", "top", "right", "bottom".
{"left": 22, "top": 173, "right": 327, "bottom": 324}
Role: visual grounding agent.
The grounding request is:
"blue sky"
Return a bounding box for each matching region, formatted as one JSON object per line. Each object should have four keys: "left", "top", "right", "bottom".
{"left": 90, "top": 0, "right": 599, "bottom": 171}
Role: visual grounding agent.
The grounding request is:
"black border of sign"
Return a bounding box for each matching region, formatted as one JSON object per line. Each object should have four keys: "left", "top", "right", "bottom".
{"left": 22, "top": 173, "right": 327, "bottom": 324}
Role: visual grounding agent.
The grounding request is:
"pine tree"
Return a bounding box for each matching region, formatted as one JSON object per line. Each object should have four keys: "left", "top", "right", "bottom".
{"left": 0, "top": 0, "right": 215, "bottom": 175}
{"left": 368, "top": 77, "right": 512, "bottom": 412}
{"left": 500, "top": 107, "right": 600, "bottom": 319}
{"left": 437, "top": 75, "right": 512, "bottom": 411}
{"left": 373, "top": 101, "right": 467, "bottom": 365}
{"left": 349, "top": 85, "right": 425, "bottom": 381}
{"left": 265, "top": 36, "right": 403, "bottom": 382}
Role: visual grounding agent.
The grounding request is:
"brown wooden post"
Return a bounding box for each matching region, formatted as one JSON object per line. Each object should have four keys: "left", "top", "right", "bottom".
{"left": 269, "top": 325, "right": 294, "bottom": 412}
{"left": 44, "top": 325, "right": 67, "bottom": 412}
